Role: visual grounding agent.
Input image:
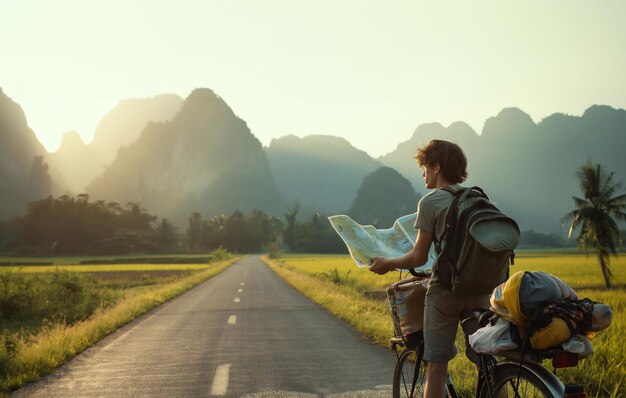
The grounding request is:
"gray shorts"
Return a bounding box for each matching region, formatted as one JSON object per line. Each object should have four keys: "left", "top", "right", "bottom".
{"left": 423, "top": 284, "right": 491, "bottom": 363}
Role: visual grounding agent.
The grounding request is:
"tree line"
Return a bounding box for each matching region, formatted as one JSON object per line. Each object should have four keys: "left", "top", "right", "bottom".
{"left": 1, "top": 195, "right": 163, "bottom": 255}
{"left": 0, "top": 195, "right": 346, "bottom": 255}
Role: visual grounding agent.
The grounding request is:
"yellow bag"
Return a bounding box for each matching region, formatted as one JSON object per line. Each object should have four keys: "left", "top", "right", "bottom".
{"left": 490, "top": 270, "right": 577, "bottom": 332}
{"left": 491, "top": 271, "right": 611, "bottom": 350}
{"left": 490, "top": 271, "right": 527, "bottom": 325}
{"left": 529, "top": 318, "right": 574, "bottom": 350}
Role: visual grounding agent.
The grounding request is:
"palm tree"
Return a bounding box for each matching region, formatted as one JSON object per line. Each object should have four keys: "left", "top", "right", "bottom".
{"left": 563, "top": 161, "right": 626, "bottom": 288}
{"left": 155, "top": 218, "right": 178, "bottom": 251}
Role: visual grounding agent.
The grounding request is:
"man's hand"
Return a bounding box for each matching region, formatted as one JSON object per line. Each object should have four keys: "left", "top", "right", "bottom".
{"left": 369, "top": 256, "right": 391, "bottom": 275}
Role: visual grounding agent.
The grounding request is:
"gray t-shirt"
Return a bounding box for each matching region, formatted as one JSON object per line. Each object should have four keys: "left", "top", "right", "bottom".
{"left": 414, "top": 184, "right": 463, "bottom": 283}
{"left": 414, "top": 184, "right": 462, "bottom": 241}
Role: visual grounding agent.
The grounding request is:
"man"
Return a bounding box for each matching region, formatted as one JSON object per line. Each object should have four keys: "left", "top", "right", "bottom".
{"left": 369, "top": 139, "right": 489, "bottom": 398}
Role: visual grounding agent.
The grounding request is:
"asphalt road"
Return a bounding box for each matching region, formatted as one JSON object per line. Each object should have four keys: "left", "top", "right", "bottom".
{"left": 12, "top": 255, "right": 397, "bottom": 397}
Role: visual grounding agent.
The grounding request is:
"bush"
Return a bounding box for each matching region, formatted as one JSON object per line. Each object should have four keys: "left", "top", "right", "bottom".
{"left": 267, "top": 242, "right": 282, "bottom": 259}
{"left": 46, "top": 271, "right": 101, "bottom": 322}
{"left": 0, "top": 332, "right": 17, "bottom": 378}
{"left": 208, "top": 247, "right": 232, "bottom": 261}
{"left": 0, "top": 270, "right": 40, "bottom": 321}
{"left": 320, "top": 268, "right": 352, "bottom": 285}
{"left": 0, "top": 269, "right": 104, "bottom": 329}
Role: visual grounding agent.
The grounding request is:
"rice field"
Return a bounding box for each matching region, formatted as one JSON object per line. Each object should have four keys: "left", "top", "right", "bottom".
{"left": 2, "top": 263, "right": 214, "bottom": 273}
{"left": 0, "top": 253, "right": 216, "bottom": 266}
{"left": 263, "top": 251, "right": 626, "bottom": 397}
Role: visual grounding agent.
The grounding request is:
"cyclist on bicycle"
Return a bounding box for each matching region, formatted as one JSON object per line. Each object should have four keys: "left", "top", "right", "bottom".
{"left": 370, "top": 139, "right": 490, "bottom": 398}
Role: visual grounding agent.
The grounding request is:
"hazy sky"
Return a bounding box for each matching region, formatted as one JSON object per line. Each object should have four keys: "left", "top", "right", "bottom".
{"left": 2, "top": 1, "right": 625, "bottom": 157}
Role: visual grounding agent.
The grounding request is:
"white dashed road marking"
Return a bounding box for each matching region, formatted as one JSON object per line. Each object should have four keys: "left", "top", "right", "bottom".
{"left": 238, "top": 288, "right": 243, "bottom": 293}
{"left": 228, "top": 315, "right": 237, "bottom": 325}
{"left": 210, "top": 364, "right": 231, "bottom": 396}
{"left": 240, "top": 282, "right": 245, "bottom": 286}
{"left": 234, "top": 298, "right": 240, "bottom": 303}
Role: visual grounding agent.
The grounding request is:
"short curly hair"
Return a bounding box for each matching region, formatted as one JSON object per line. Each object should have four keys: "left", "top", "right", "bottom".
{"left": 414, "top": 140, "right": 468, "bottom": 184}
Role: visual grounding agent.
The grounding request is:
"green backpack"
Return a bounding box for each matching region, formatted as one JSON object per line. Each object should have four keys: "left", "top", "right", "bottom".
{"left": 434, "top": 186, "right": 520, "bottom": 295}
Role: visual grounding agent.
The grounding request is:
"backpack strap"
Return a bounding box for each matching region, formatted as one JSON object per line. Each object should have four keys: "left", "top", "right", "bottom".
{"left": 442, "top": 188, "right": 466, "bottom": 233}
{"left": 433, "top": 187, "right": 466, "bottom": 254}
{"left": 460, "top": 186, "right": 489, "bottom": 202}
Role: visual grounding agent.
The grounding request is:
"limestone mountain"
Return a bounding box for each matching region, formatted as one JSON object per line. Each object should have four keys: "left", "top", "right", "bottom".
{"left": 87, "top": 88, "right": 282, "bottom": 224}
{"left": 266, "top": 134, "right": 382, "bottom": 216}
{"left": 90, "top": 94, "right": 183, "bottom": 165}
{"left": 379, "top": 106, "right": 626, "bottom": 232}
{"left": 49, "top": 131, "right": 104, "bottom": 194}
{"left": 348, "top": 166, "right": 420, "bottom": 227}
{"left": 49, "top": 94, "right": 184, "bottom": 194}
{"left": 0, "top": 88, "right": 58, "bottom": 219}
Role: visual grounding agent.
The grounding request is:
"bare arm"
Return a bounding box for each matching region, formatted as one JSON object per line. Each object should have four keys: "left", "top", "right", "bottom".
{"left": 369, "top": 229, "right": 434, "bottom": 275}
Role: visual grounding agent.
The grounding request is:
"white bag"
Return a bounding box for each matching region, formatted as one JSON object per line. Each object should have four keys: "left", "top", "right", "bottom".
{"left": 469, "top": 317, "right": 519, "bottom": 354}
{"left": 562, "top": 334, "right": 594, "bottom": 358}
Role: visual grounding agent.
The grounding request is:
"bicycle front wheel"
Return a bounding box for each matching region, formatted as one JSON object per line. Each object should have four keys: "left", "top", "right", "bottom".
{"left": 393, "top": 347, "right": 426, "bottom": 398}
{"left": 479, "top": 363, "right": 557, "bottom": 398}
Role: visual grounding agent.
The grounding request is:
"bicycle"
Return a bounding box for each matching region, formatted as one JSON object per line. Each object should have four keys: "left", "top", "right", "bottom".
{"left": 391, "top": 309, "right": 587, "bottom": 397}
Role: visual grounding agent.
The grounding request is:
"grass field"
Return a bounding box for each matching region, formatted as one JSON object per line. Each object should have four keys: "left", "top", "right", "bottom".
{"left": 0, "top": 253, "right": 218, "bottom": 266}
{"left": 2, "top": 263, "right": 215, "bottom": 273}
{"left": 262, "top": 252, "right": 625, "bottom": 397}
{"left": 0, "top": 252, "right": 241, "bottom": 395}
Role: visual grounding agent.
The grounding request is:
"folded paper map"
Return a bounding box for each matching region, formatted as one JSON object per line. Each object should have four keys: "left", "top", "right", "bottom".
{"left": 328, "top": 213, "right": 436, "bottom": 271}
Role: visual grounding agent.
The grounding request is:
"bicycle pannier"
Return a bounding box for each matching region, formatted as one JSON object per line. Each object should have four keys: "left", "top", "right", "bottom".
{"left": 386, "top": 276, "right": 429, "bottom": 345}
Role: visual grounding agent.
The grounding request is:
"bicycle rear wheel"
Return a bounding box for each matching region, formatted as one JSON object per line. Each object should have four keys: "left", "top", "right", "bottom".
{"left": 479, "top": 363, "right": 556, "bottom": 398}
{"left": 393, "top": 346, "right": 426, "bottom": 398}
